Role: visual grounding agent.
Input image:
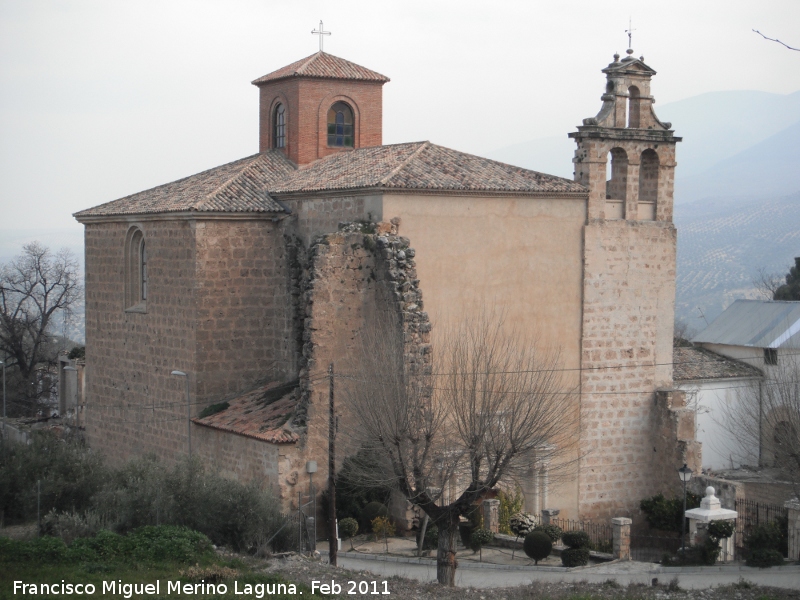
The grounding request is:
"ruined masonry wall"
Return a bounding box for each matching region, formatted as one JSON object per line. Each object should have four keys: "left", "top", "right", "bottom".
{"left": 278, "top": 222, "right": 431, "bottom": 515}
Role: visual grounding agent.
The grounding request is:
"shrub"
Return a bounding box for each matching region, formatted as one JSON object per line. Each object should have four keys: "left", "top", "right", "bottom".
{"left": 459, "top": 522, "right": 473, "bottom": 547}
{"left": 361, "top": 502, "right": 388, "bottom": 531}
{"left": 523, "top": 530, "right": 552, "bottom": 565}
{"left": 422, "top": 524, "right": 438, "bottom": 550}
{"left": 339, "top": 517, "right": 358, "bottom": 539}
{"left": 509, "top": 512, "right": 537, "bottom": 536}
{"left": 707, "top": 520, "right": 735, "bottom": 540}
{"left": 497, "top": 488, "right": 524, "bottom": 535}
{"left": 744, "top": 520, "right": 788, "bottom": 557}
{"left": 124, "top": 525, "right": 213, "bottom": 563}
{"left": 561, "top": 547, "right": 590, "bottom": 567}
{"left": 41, "top": 508, "right": 108, "bottom": 544}
{"left": 639, "top": 492, "right": 701, "bottom": 532}
{"left": 533, "top": 524, "right": 563, "bottom": 544}
{"left": 746, "top": 548, "right": 784, "bottom": 568}
{"left": 470, "top": 528, "right": 494, "bottom": 556}
{"left": 371, "top": 516, "right": 395, "bottom": 538}
{"left": 332, "top": 451, "right": 392, "bottom": 522}
{"left": 562, "top": 530, "right": 591, "bottom": 549}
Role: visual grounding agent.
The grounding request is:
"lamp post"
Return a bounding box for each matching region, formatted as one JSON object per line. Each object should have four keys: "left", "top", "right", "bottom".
{"left": 0, "top": 359, "right": 5, "bottom": 443}
{"left": 171, "top": 371, "right": 191, "bottom": 459}
{"left": 678, "top": 463, "right": 693, "bottom": 553}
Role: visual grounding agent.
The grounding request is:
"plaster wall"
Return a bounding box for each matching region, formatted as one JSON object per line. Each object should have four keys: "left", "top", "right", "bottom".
{"left": 381, "top": 192, "right": 587, "bottom": 518}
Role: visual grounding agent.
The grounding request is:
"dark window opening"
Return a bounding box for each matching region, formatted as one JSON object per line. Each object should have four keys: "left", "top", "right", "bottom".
{"left": 327, "top": 102, "right": 354, "bottom": 147}
{"left": 273, "top": 103, "right": 285, "bottom": 149}
{"left": 764, "top": 348, "right": 778, "bottom": 365}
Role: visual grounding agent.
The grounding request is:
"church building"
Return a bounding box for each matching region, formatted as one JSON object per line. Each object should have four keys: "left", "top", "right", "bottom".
{"left": 74, "top": 46, "right": 698, "bottom": 521}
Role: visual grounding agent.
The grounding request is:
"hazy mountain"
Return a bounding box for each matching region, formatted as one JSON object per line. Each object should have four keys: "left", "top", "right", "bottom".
{"left": 676, "top": 120, "right": 800, "bottom": 203}
{"left": 485, "top": 90, "right": 800, "bottom": 203}
{"left": 674, "top": 192, "right": 800, "bottom": 335}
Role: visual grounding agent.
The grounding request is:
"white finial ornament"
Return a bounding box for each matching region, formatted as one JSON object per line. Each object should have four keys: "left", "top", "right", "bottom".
{"left": 312, "top": 20, "right": 331, "bottom": 52}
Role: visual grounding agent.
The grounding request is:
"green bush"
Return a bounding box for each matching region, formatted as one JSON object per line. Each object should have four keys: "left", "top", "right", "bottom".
{"left": 562, "top": 530, "right": 591, "bottom": 549}
{"left": 533, "top": 524, "right": 563, "bottom": 544}
{"left": 639, "top": 492, "right": 701, "bottom": 532}
{"left": 561, "top": 547, "right": 590, "bottom": 567}
{"left": 746, "top": 548, "right": 784, "bottom": 568}
{"left": 497, "top": 488, "right": 524, "bottom": 535}
{"left": 470, "top": 528, "right": 493, "bottom": 552}
{"left": 523, "top": 530, "right": 552, "bottom": 565}
{"left": 339, "top": 517, "right": 358, "bottom": 539}
{"left": 360, "top": 502, "right": 388, "bottom": 531}
{"left": 707, "top": 520, "right": 735, "bottom": 539}
{"left": 422, "top": 524, "right": 438, "bottom": 550}
{"left": 744, "top": 520, "right": 788, "bottom": 557}
{"left": 0, "top": 431, "right": 106, "bottom": 526}
{"left": 330, "top": 451, "right": 392, "bottom": 523}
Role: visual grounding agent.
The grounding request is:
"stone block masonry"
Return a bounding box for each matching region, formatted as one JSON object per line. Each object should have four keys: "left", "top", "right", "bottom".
{"left": 579, "top": 219, "right": 683, "bottom": 519}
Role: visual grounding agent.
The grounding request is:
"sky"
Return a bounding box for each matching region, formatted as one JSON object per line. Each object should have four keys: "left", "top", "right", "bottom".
{"left": 1, "top": 0, "right": 799, "bottom": 235}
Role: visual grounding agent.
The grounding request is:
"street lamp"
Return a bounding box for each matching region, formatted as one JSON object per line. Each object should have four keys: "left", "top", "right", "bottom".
{"left": 0, "top": 359, "right": 6, "bottom": 443}
{"left": 678, "top": 463, "right": 693, "bottom": 553}
{"left": 171, "top": 371, "right": 191, "bottom": 459}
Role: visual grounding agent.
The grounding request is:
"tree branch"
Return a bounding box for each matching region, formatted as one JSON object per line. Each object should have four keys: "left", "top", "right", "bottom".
{"left": 753, "top": 29, "right": 800, "bottom": 51}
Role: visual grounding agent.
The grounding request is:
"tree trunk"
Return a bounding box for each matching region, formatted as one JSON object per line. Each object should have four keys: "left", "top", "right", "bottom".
{"left": 436, "top": 516, "right": 459, "bottom": 586}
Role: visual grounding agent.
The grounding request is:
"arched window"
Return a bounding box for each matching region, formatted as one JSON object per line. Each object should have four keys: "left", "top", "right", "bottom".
{"left": 124, "top": 227, "right": 147, "bottom": 311}
{"left": 627, "top": 86, "right": 641, "bottom": 128}
{"left": 327, "top": 102, "right": 354, "bottom": 147}
{"left": 604, "top": 148, "right": 628, "bottom": 219}
{"left": 638, "top": 149, "right": 659, "bottom": 220}
{"left": 273, "top": 103, "right": 285, "bottom": 149}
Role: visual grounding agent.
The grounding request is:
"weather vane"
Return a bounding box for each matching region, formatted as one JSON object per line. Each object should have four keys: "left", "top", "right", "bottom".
{"left": 312, "top": 21, "right": 331, "bottom": 52}
{"left": 625, "top": 17, "right": 636, "bottom": 50}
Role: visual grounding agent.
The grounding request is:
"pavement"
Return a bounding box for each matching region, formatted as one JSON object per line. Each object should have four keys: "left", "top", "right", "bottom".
{"left": 323, "top": 536, "right": 800, "bottom": 590}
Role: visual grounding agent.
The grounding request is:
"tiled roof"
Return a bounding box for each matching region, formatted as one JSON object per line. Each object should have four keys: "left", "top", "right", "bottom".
{"left": 673, "top": 346, "right": 762, "bottom": 382}
{"left": 74, "top": 152, "right": 295, "bottom": 219}
{"left": 272, "top": 142, "right": 587, "bottom": 195}
{"left": 75, "top": 143, "right": 587, "bottom": 219}
{"left": 192, "top": 381, "right": 299, "bottom": 444}
{"left": 252, "top": 51, "right": 389, "bottom": 85}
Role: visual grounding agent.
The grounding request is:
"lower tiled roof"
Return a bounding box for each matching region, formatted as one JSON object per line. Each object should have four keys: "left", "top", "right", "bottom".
{"left": 74, "top": 152, "right": 295, "bottom": 219}
{"left": 192, "top": 381, "right": 299, "bottom": 444}
{"left": 673, "top": 346, "right": 762, "bottom": 382}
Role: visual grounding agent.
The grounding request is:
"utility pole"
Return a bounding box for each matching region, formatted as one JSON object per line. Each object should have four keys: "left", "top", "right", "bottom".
{"left": 328, "top": 362, "right": 337, "bottom": 565}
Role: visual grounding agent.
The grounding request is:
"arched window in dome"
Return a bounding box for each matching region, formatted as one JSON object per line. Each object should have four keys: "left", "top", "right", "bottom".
{"left": 327, "top": 102, "right": 354, "bottom": 147}
{"left": 273, "top": 103, "right": 286, "bottom": 149}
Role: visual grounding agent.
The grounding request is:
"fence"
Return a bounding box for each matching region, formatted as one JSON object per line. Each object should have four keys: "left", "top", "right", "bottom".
{"left": 550, "top": 517, "right": 613, "bottom": 554}
{"left": 629, "top": 525, "right": 682, "bottom": 563}
{"left": 734, "top": 499, "right": 788, "bottom": 559}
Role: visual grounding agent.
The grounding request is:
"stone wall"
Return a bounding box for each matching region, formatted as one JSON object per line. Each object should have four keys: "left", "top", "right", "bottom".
{"left": 83, "top": 217, "right": 298, "bottom": 467}
{"left": 579, "top": 219, "right": 679, "bottom": 518}
{"left": 192, "top": 426, "right": 281, "bottom": 491}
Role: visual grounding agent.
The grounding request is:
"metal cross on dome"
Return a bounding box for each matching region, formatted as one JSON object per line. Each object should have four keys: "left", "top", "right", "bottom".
{"left": 312, "top": 21, "right": 331, "bottom": 51}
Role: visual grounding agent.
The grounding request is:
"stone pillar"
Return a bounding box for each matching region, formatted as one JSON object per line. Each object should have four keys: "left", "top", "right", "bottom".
{"left": 540, "top": 463, "right": 549, "bottom": 510}
{"left": 483, "top": 499, "right": 500, "bottom": 534}
{"left": 786, "top": 498, "right": 800, "bottom": 562}
{"left": 523, "top": 465, "right": 539, "bottom": 514}
{"left": 612, "top": 517, "right": 632, "bottom": 560}
{"left": 541, "top": 508, "right": 560, "bottom": 526}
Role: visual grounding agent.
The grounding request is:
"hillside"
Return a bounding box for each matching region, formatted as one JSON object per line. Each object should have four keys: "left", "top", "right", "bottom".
{"left": 674, "top": 192, "right": 800, "bottom": 333}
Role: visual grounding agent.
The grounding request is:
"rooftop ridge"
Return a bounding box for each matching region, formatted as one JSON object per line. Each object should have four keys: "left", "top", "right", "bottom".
{"left": 378, "top": 141, "right": 430, "bottom": 186}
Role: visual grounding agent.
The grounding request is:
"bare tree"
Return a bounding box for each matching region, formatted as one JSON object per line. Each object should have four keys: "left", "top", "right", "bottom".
{"left": 753, "top": 29, "right": 800, "bottom": 52}
{"left": 752, "top": 266, "right": 785, "bottom": 300}
{"left": 343, "top": 311, "right": 578, "bottom": 586}
{"left": 0, "top": 242, "right": 81, "bottom": 416}
{"left": 723, "top": 353, "right": 800, "bottom": 498}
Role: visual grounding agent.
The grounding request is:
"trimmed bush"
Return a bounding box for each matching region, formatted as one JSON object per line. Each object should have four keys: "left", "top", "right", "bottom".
{"left": 339, "top": 517, "right": 358, "bottom": 540}
{"left": 533, "top": 524, "right": 563, "bottom": 544}
{"left": 639, "top": 492, "right": 701, "bottom": 533}
{"left": 746, "top": 548, "right": 784, "bottom": 568}
{"left": 523, "top": 530, "right": 552, "bottom": 565}
{"left": 562, "top": 530, "right": 591, "bottom": 549}
{"left": 509, "top": 512, "right": 537, "bottom": 537}
{"left": 470, "top": 528, "right": 493, "bottom": 555}
{"left": 744, "top": 521, "right": 788, "bottom": 557}
{"left": 561, "top": 547, "right": 590, "bottom": 567}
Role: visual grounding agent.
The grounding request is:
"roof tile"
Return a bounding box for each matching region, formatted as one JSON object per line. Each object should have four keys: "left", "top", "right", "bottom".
{"left": 252, "top": 51, "right": 389, "bottom": 85}
{"left": 673, "top": 346, "right": 762, "bottom": 382}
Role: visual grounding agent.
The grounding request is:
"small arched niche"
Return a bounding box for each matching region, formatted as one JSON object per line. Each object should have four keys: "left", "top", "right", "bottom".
{"left": 627, "top": 86, "right": 641, "bottom": 128}
{"left": 638, "top": 149, "right": 659, "bottom": 221}
{"left": 605, "top": 148, "right": 628, "bottom": 219}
